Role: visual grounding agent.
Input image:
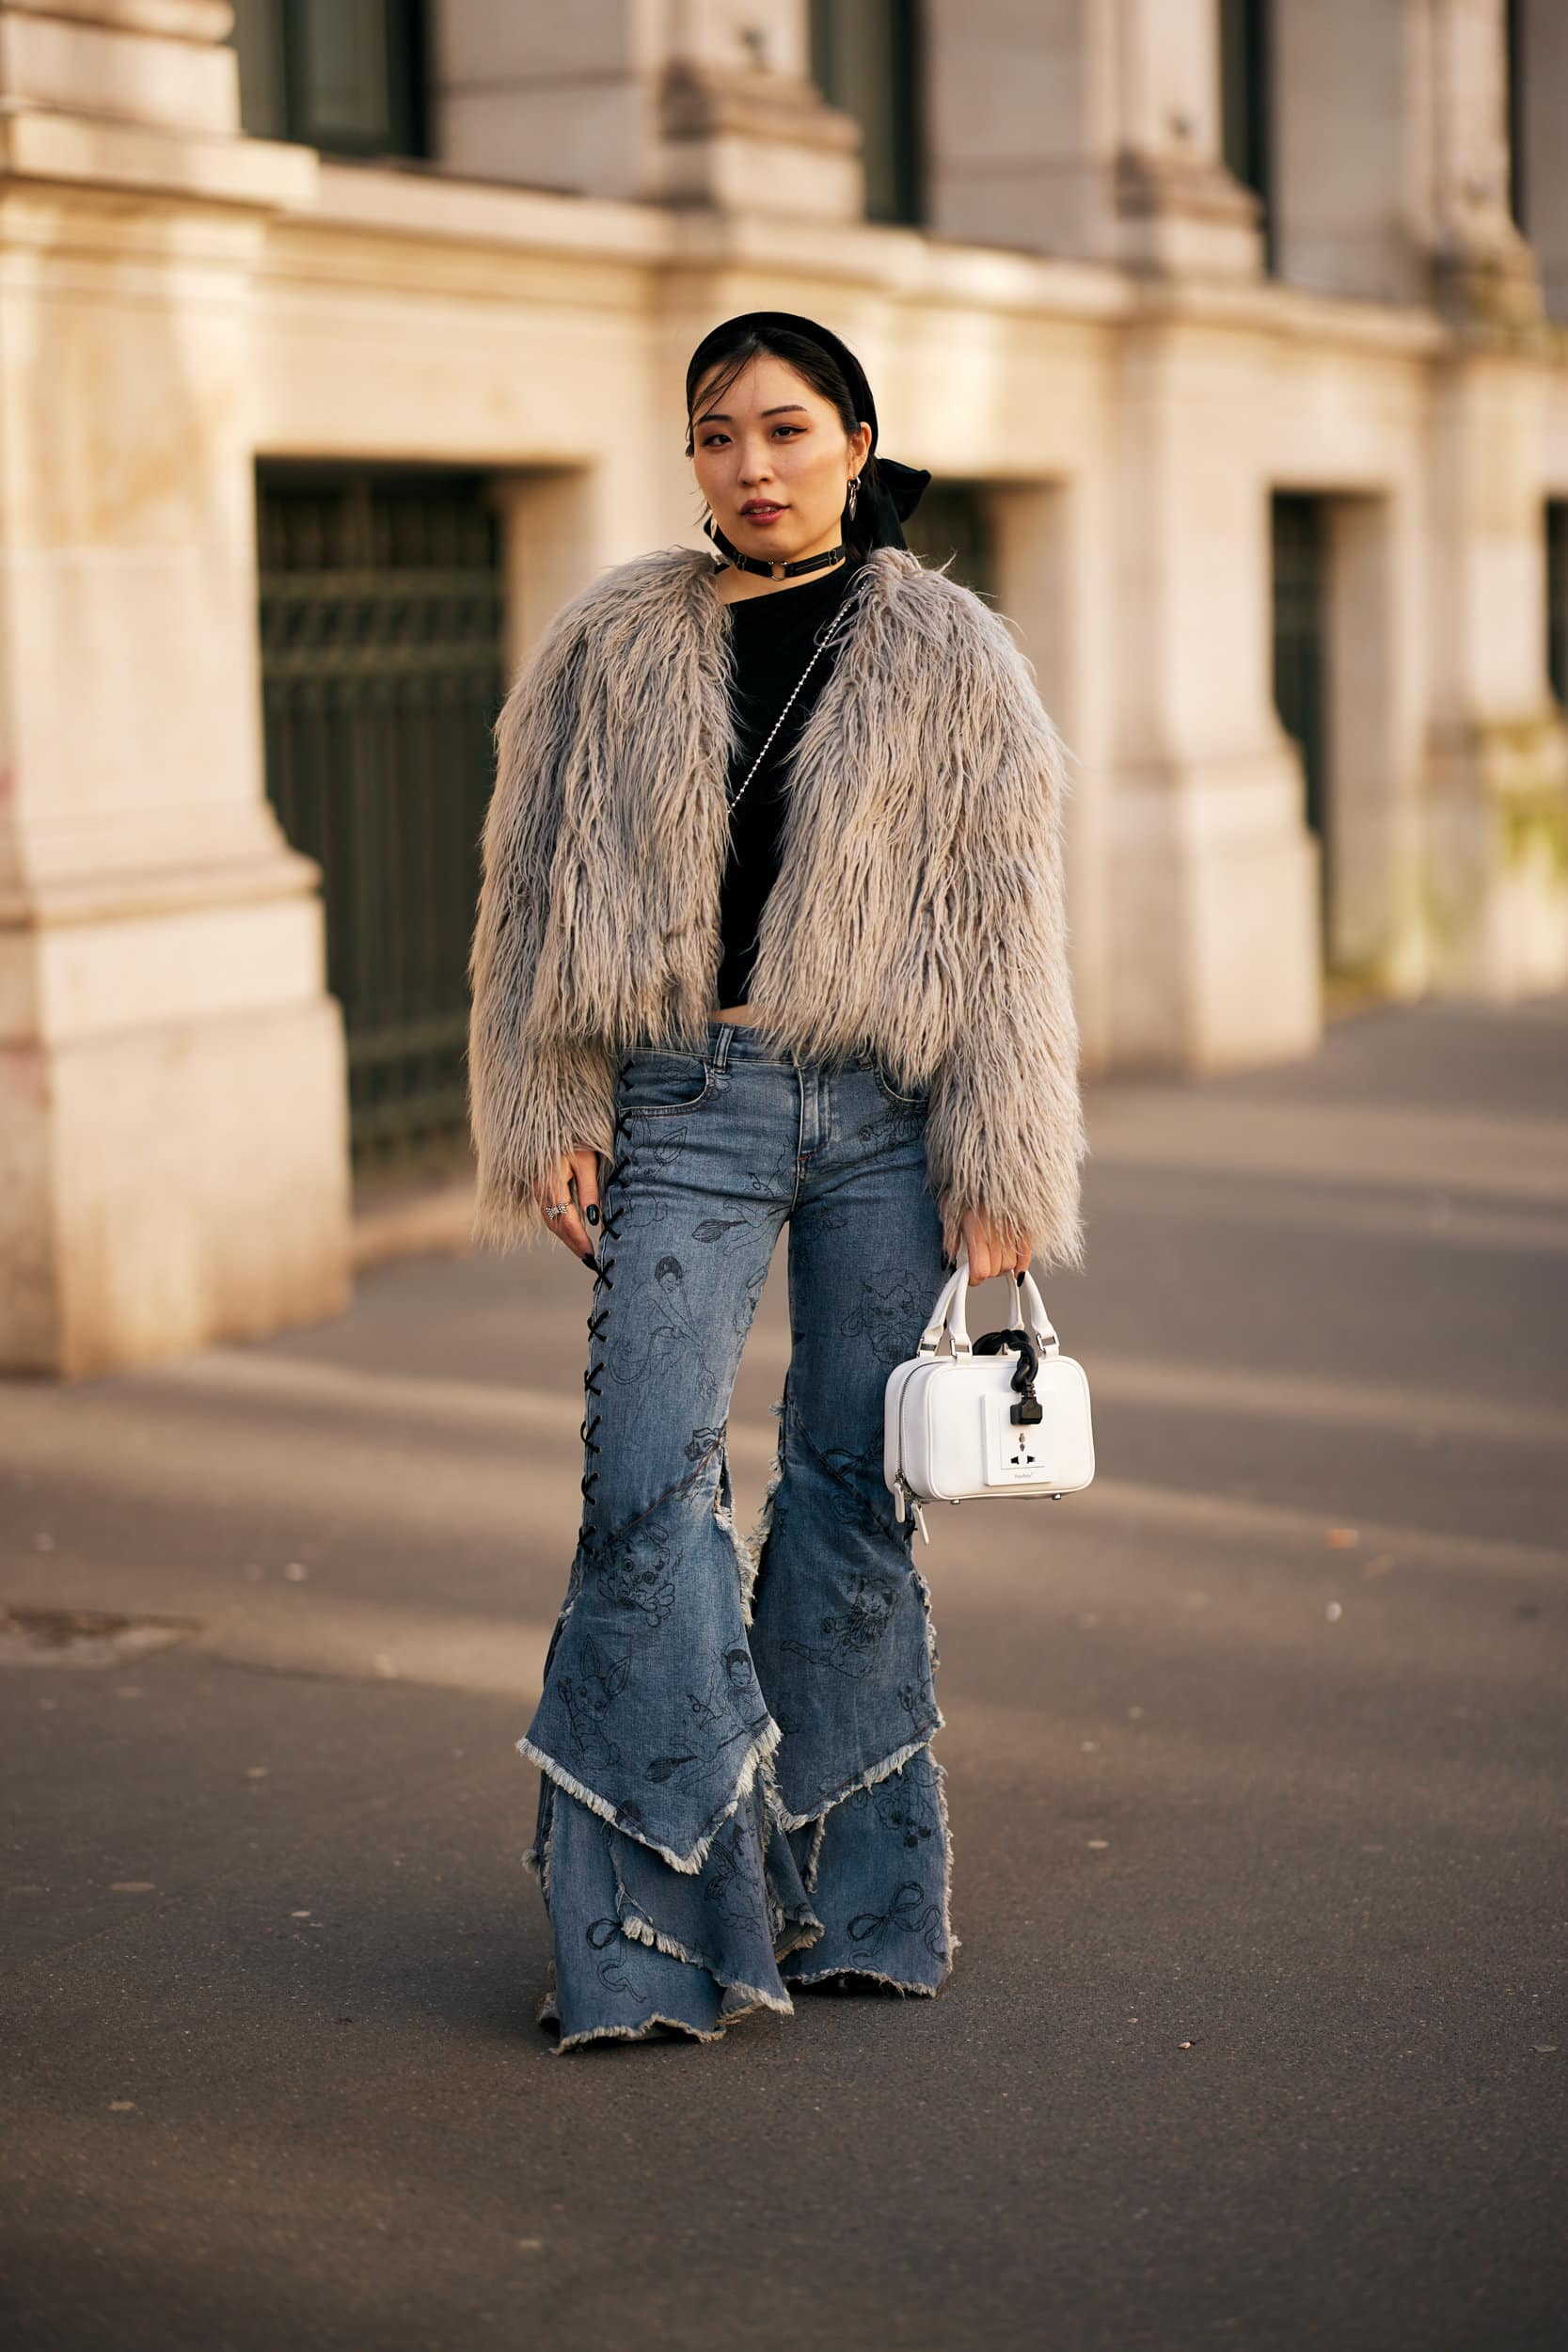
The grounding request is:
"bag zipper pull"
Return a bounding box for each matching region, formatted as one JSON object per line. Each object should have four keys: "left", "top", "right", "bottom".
{"left": 894, "top": 1472, "right": 929, "bottom": 1544}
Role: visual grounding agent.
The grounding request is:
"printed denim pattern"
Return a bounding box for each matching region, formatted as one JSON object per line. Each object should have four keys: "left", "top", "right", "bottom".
{"left": 519, "top": 1018, "right": 958, "bottom": 2051}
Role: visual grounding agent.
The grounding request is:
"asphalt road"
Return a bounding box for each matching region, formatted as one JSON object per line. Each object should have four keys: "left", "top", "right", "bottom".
{"left": 3, "top": 995, "right": 1566, "bottom": 2352}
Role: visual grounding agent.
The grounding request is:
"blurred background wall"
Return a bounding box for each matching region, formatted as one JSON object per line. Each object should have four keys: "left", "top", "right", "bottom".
{"left": 3, "top": 0, "right": 1566, "bottom": 1375}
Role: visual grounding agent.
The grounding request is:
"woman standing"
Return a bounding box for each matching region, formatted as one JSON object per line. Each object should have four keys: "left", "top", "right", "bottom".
{"left": 468, "top": 310, "right": 1086, "bottom": 2051}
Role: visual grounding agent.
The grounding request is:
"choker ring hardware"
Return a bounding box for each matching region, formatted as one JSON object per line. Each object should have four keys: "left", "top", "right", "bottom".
{"left": 708, "top": 520, "right": 848, "bottom": 580}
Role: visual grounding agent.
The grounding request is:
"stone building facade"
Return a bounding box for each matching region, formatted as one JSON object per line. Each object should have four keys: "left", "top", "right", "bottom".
{"left": 3, "top": 0, "right": 1566, "bottom": 1373}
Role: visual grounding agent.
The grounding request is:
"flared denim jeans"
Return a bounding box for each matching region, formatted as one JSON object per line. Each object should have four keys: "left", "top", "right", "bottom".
{"left": 519, "top": 1016, "right": 957, "bottom": 2050}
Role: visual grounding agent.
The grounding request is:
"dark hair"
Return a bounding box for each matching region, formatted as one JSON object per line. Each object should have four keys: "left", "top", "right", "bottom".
{"left": 684, "top": 321, "right": 882, "bottom": 561}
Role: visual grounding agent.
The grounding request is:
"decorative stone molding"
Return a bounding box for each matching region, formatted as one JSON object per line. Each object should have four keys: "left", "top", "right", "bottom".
{"left": 0, "top": 0, "right": 311, "bottom": 210}
{"left": 0, "top": 0, "right": 237, "bottom": 136}
{"left": 1429, "top": 232, "right": 1544, "bottom": 336}
{"left": 0, "top": 105, "right": 314, "bottom": 205}
{"left": 655, "top": 55, "right": 863, "bottom": 217}
{"left": 1424, "top": 0, "right": 1544, "bottom": 329}
{"left": 1110, "top": 150, "right": 1262, "bottom": 276}
{"left": 1114, "top": 150, "right": 1259, "bottom": 230}
{"left": 658, "top": 58, "right": 857, "bottom": 155}
{"left": 1, "top": 1, "right": 232, "bottom": 39}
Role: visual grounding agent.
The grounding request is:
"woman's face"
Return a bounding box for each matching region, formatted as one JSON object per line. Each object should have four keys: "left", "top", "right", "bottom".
{"left": 691, "top": 352, "right": 872, "bottom": 567}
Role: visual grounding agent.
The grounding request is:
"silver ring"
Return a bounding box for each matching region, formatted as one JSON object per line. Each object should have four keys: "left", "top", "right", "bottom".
{"left": 546, "top": 1200, "right": 570, "bottom": 1219}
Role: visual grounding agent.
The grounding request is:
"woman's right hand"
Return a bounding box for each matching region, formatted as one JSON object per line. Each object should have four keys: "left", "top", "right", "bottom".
{"left": 533, "top": 1149, "right": 602, "bottom": 1268}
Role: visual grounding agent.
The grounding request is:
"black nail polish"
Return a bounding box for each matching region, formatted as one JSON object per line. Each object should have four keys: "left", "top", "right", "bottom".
{"left": 585, "top": 1204, "right": 599, "bottom": 1226}
{"left": 581, "top": 1251, "right": 597, "bottom": 1268}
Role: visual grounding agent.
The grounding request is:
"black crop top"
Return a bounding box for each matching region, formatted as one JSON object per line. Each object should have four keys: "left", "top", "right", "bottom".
{"left": 714, "top": 555, "right": 862, "bottom": 1009}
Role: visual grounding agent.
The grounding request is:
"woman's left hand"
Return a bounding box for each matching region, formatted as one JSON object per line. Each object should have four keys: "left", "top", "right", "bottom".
{"left": 941, "top": 1201, "right": 1033, "bottom": 1284}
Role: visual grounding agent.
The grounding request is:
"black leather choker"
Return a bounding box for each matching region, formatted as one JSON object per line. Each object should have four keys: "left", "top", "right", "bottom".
{"left": 708, "top": 520, "right": 847, "bottom": 580}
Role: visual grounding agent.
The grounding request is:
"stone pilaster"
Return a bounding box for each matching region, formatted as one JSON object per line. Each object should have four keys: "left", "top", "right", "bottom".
{"left": 1319, "top": 494, "right": 1432, "bottom": 1001}
{"left": 1271, "top": 0, "right": 1540, "bottom": 318}
{"left": 1425, "top": 0, "right": 1541, "bottom": 326}
{"left": 0, "top": 0, "right": 350, "bottom": 1374}
{"left": 988, "top": 476, "right": 1119, "bottom": 1074}
{"left": 1101, "top": 319, "right": 1321, "bottom": 1070}
{"left": 926, "top": 0, "right": 1260, "bottom": 275}
{"left": 1418, "top": 4, "right": 1565, "bottom": 995}
{"left": 433, "top": 0, "right": 863, "bottom": 221}
{"left": 1423, "top": 354, "right": 1568, "bottom": 996}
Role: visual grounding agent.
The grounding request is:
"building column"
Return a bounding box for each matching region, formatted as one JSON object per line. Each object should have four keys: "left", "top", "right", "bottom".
{"left": 432, "top": 0, "right": 863, "bottom": 220}
{"left": 1272, "top": 0, "right": 1540, "bottom": 318}
{"left": 1420, "top": 0, "right": 1568, "bottom": 994}
{"left": 1101, "top": 320, "right": 1322, "bottom": 1070}
{"left": 925, "top": 0, "right": 1260, "bottom": 274}
{"left": 1424, "top": 354, "right": 1568, "bottom": 996}
{"left": 0, "top": 0, "right": 349, "bottom": 1375}
{"left": 1426, "top": 0, "right": 1541, "bottom": 326}
{"left": 989, "top": 474, "right": 1119, "bottom": 1075}
{"left": 1323, "top": 493, "right": 1431, "bottom": 998}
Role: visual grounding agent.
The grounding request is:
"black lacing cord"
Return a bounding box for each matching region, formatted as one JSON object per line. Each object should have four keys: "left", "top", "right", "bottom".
{"left": 577, "top": 1107, "right": 631, "bottom": 1556}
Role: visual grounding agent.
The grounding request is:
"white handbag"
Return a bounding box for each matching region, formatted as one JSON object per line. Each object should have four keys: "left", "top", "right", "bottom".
{"left": 883, "top": 1245, "right": 1095, "bottom": 1543}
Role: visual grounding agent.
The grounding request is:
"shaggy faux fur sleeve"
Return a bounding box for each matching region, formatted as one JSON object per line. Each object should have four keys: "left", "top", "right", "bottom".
{"left": 920, "top": 592, "right": 1088, "bottom": 1270}
{"left": 467, "top": 597, "right": 618, "bottom": 1249}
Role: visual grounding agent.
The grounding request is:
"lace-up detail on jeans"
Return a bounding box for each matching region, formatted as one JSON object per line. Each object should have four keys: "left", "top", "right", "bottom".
{"left": 577, "top": 1108, "right": 632, "bottom": 1556}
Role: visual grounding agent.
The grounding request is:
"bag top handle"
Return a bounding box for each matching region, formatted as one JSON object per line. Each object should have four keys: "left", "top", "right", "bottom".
{"left": 918, "top": 1264, "right": 970, "bottom": 1357}
{"left": 915, "top": 1245, "right": 1061, "bottom": 1359}
{"left": 1012, "top": 1266, "right": 1061, "bottom": 1358}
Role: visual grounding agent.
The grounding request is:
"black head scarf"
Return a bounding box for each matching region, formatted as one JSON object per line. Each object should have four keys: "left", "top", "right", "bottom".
{"left": 690, "top": 310, "right": 931, "bottom": 552}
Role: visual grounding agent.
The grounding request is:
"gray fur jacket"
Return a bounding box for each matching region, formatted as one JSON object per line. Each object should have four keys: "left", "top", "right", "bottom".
{"left": 467, "top": 543, "right": 1086, "bottom": 1267}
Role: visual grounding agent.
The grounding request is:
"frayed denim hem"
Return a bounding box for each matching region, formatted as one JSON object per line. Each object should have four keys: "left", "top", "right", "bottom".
{"left": 515, "top": 1712, "right": 784, "bottom": 1878}
{"left": 787, "top": 1967, "right": 941, "bottom": 1997}
{"left": 769, "top": 1723, "right": 946, "bottom": 1834}
{"left": 555, "top": 2012, "right": 729, "bottom": 2053}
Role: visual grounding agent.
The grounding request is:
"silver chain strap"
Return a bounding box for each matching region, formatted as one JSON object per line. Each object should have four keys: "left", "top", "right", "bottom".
{"left": 725, "top": 593, "right": 860, "bottom": 820}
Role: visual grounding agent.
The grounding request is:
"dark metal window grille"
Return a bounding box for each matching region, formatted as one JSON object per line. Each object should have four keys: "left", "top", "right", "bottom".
{"left": 257, "top": 468, "right": 505, "bottom": 1169}
{"left": 810, "top": 0, "right": 925, "bottom": 226}
{"left": 1272, "top": 491, "right": 1329, "bottom": 929}
{"left": 230, "top": 0, "right": 428, "bottom": 159}
{"left": 1549, "top": 502, "right": 1568, "bottom": 705}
